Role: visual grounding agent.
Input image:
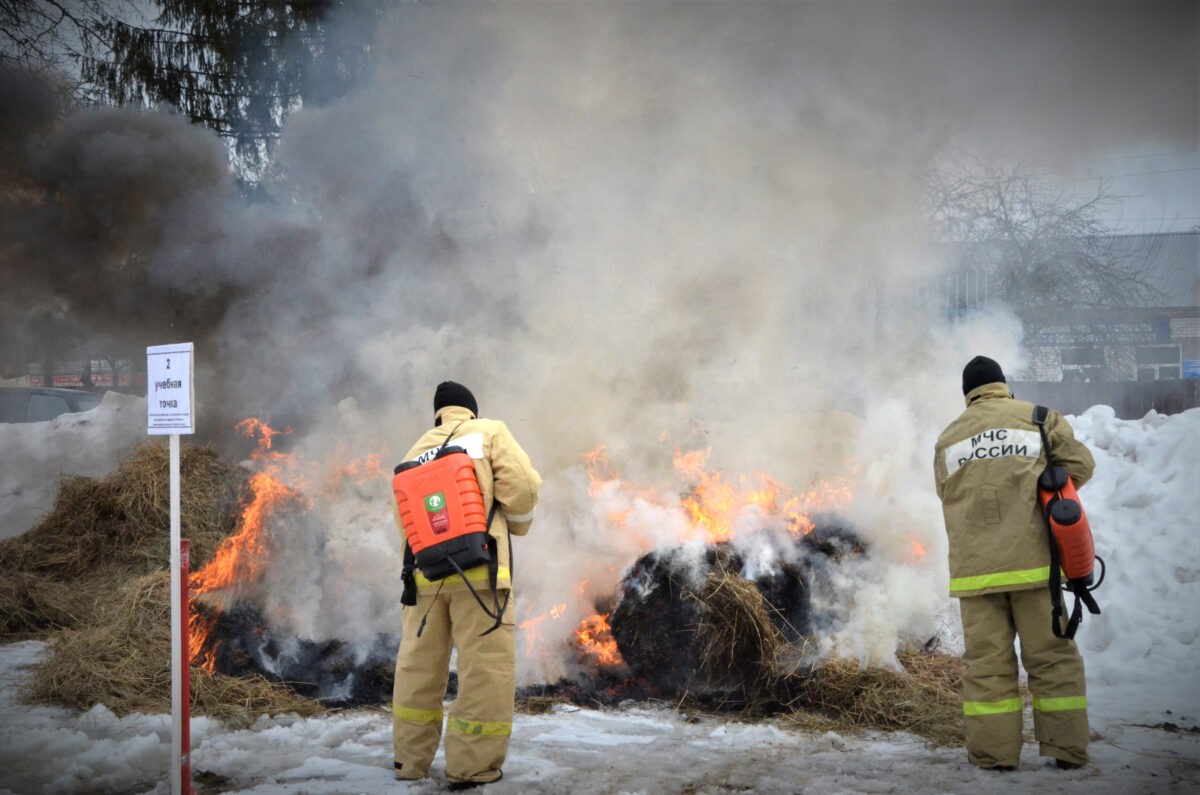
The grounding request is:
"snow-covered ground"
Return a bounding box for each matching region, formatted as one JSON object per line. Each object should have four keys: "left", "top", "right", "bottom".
{"left": 1, "top": 403, "right": 1197, "bottom": 794}
{"left": 0, "top": 634, "right": 1196, "bottom": 795}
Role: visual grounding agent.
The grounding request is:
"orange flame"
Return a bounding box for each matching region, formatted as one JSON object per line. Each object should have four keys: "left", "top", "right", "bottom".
{"left": 584, "top": 445, "right": 620, "bottom": 496}
{"left": 584, "top": 445, "right": 661, "bottom": 531}
{"left": 193, "top": 420, "right": 306, "bottom": 595}
{"left": 584, "top": 442, "right": 856, "bottom": 548}
{"left": 519, "top": 602, "right": 567, "bottom": 659}
{"left": 910, "top": 539, "right": 926, "bottom": 561}
{"left": 188, "top": 612, "right": 219, "bottom": 672}
{"left": 674, "top": 448, "right": 855, "bottom": 543}
{"left": 193, "top": 472, "right": 301, "bottom": 596}
{"left": 187, "top": 419, "right": 385, "bottom": 672}
{"left": 573, "top": 613, "right": 623, "bottom": 668}
{"left": 235, "top": 417, "right": 289, "bottom": 461}
{"left": 189, "top": 419, "right": 309, "bottom": 671}
{"left": 321, "top": 450, "right": 383, "bottom": 494}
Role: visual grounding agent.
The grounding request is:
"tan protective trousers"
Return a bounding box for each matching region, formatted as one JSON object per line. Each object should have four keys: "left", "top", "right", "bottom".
{"left": 959, "top": 588, "right": 1089, "bottom": 769}
{"left": 392, "top": 588, "right": 515, "bottom": 785}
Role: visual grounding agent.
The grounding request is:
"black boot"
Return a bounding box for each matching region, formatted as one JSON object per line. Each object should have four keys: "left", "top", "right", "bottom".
{"left": 448, "top": 771, "right": 503, "bottom": 790}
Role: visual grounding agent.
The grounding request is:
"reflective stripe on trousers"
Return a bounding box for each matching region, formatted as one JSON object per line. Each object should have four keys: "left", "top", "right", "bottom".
{"left": 963, "top": 697, "right": 1022, "bottom": 716}
{"left": 447, "top": 716, "right": 513, "bottom": 737}
{"left": 394, "top": 704, "right": 442, "bottom": 724}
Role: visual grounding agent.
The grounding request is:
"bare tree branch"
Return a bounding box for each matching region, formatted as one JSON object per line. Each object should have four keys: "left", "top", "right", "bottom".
{"left": 923, "top": 152, "right": 1159, "bottom": 310}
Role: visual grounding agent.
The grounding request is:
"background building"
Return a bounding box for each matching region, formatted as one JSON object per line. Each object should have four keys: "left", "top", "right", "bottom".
{"left": 941, "top": 231, "right": 1199, "bottom": 417}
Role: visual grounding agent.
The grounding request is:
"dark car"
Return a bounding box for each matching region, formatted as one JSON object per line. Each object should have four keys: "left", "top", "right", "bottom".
{"left": 0, "top": 386, "right": 103, "bottom": 423}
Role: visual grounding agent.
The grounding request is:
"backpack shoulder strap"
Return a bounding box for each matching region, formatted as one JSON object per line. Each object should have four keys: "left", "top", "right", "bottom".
{"left": 401, "top": 542, "right": 417, "bottom": 606}
{"left": 436, "top": 421, "right": 467, "bottom": 455}
{"left": 1032, "top": 404, "right": 1054, "bottom": 465}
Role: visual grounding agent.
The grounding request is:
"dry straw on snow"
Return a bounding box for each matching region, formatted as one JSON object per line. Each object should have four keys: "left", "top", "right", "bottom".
{"left": 3, "top": 441, "right": 323, "bottom": 721}
{"left": 783, "top": 652, "right": 966, "bottom": 747}
{"left": 27, "top": 571, "right": 321, "bottom": 723}
{"left": 0, "top": 442, "right": 241, "bottom": 637}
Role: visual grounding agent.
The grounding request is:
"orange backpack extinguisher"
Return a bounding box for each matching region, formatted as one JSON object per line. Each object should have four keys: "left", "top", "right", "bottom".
{"left": 1033, "top": 405, "right": 1104, "bottom": 639}
{"left": 1037, "top": 465, "right": 1095, "bottom": 586}
{"left": 393, "top": 422, "right": 510, "bottom": 637}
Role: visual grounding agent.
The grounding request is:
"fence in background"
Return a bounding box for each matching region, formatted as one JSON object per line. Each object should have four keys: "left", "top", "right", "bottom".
{"left": 1011, "top": 379, "right": 1199, "bottom": 419}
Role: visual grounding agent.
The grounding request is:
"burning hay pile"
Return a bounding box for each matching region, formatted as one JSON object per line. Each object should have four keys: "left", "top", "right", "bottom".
{"left": 592, "top": 522, "right": 964, "bottom": 745}
{"left": 4, "top": 435, "right": 962, "bottom": 745}
{"left": 0, "top": 441, "right": 323, "bottom": 721}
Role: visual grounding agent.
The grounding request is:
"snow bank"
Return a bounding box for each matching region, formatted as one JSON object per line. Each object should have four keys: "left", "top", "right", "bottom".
{"left": 0, "top": 392, "right": 147, "bottom": 541}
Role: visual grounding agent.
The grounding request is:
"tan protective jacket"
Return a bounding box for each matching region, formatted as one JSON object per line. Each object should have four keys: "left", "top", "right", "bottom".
{"left": 934, "top": 383, "right": 1094, "bottom": 598}
{"left": 396, "top": 405, "right": 542, "bottom": 594}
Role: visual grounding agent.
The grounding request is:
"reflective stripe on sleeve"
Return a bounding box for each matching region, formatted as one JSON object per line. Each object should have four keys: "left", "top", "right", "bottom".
{"left": 950, "top": 567, "right": 1051, "bottom": 595}
{"left": 414, "top": 565, "right": 511, "bottom": 588}
{"left": 1033, "top": 695, "right": 1087, "bottom": 712}
{"left": 447, "top": 716, "right": 512, "bottom": 737}
{"left": 503, "top": 510, "right": 534, "bottom": 523}
{"left": 963, "top": 697, "right": 1023, "bottom": 716}
{"left": 393, "top": 704, "right": 443, "bottom": 724}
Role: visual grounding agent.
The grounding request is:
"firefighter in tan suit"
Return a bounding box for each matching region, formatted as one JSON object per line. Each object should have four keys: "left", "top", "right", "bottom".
{"left": 934, "top": 356, "right": 1095, "bottom": 771}
{"left": 392, "top": 381, "right": 541, "bottom": 789}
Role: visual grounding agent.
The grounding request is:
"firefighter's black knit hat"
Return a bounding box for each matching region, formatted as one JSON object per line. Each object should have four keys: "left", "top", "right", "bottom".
{"left": 962, "top": 356, "right": 1006, "bottom": 395}
{"left": 434, "top": 381, "right": 478, "bottom": 417}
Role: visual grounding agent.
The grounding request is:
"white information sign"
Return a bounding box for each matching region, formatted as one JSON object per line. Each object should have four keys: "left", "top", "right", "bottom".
{"left": 146, "top": 343, "right": 195, "bottom": 435}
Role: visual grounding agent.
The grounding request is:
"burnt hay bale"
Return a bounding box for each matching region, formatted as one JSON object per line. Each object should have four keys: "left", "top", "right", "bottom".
{"left": 200, "top": 601, "right": 398, "bottom": 707}
{"left": 608, "top": 518, "right": 864, "bottom": 706}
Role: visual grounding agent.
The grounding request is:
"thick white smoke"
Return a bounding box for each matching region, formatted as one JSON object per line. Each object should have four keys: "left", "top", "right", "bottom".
{"left": 3, "top": 2, "right": 1193, "bottom": 682}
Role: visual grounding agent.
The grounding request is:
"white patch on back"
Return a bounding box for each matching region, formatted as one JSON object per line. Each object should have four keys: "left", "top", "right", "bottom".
{"left": 945, "top": 428, "right": 1041, "bottom": 476}
{"left": 413, "top": 431, "right": 485, "bottom": 464}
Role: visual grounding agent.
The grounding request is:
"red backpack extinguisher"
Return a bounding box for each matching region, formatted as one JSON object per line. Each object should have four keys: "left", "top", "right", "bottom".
{"left": 1033, "top": 405, "right": 1104, "bottom": 639}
